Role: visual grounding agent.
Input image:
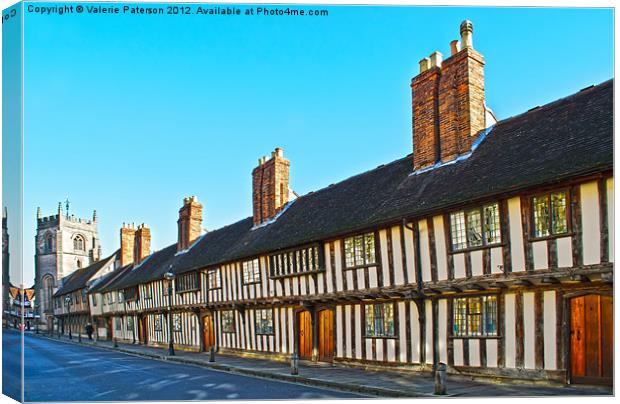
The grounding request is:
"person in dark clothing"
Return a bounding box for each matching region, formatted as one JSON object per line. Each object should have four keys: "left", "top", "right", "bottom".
{"left": 85, "top": 323, "right": 94, "bottom": 340}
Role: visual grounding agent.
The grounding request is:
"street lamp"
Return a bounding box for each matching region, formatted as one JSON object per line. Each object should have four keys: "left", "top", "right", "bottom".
{"left": 164, "top": 271, "right": 175, "bottom": 356}
{"left": 64, "top": 296, "right": 72, "bottom": 339}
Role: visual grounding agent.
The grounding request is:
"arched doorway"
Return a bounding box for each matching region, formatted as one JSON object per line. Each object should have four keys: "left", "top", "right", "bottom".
{"left": 570, "top": 294, "right": 613, "bottom": 385}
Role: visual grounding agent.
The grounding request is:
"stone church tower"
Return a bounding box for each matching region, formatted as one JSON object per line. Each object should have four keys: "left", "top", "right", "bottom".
{"left": 35, "top": 203, "right": 101, "bottom": 330}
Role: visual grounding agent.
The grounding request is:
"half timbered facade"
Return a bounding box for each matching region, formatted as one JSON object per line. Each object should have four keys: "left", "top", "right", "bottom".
{"left": 60, "top": 21, "right": 613, "bottom": 386}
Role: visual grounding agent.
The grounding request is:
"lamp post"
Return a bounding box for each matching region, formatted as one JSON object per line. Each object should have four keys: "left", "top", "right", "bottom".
{"left": 164, "top": 271, "right": 175, "bottom": 356}
{"left": 64, "top": 296, "right": 72, "bottom": 339}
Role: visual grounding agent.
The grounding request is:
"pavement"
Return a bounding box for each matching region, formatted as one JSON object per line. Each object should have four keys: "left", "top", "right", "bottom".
{"left": 19, "top": 329, "right": 613, "bottom": 399}
{"left": 4, "top": 330, "right": 365, "bottom": 402}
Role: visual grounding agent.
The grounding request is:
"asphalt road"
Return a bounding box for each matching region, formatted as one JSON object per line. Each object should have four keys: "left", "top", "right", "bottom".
{"left": 3, "top": 330, "right": 365, "bottom": 402}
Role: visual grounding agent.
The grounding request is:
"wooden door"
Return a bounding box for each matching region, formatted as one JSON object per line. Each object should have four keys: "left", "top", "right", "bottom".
{"left": 143, "top": 317, "right": 148, "bottom": 345}
{"left": 203, "top": 315, "right": 215, "bottom": 351}
{"left": 107, "top": 318, "right": 113, "bottom": 340}
{"left": 570, "top": 295, "right": 613, "bottom": 385}
{"left": 138, "top": 317, "right": 145, "bottom": 344}
{"left": 298, "top": 311, "right": 312, "bottom": 360}
{"left": 318, "top": 310, "right": 334, "bottom": 362}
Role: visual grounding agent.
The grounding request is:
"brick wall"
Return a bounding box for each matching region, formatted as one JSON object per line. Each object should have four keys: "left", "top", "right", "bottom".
{"left": 120, "top": 225, "right": 135, "bottom": 267}
{"left": 178, "top": 196, "right": 203, "bottom": 251}
{"left": 411, "top": 21, "right": 486, "bottom": 171}
{"left": 252, "top": 148, "right": 290, "bottom": 226}
{"left": 134, "top": 224, "right": 151, "bottom": 264}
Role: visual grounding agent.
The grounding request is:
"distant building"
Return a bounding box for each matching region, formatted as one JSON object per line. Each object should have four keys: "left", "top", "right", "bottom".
{"left": 35, "top": 203, "right": 101, "bottom": 330}
{"left": 2, "top": 208, "right": 10, "bottom": 327}
{"left": 6, "top": 285, "right": 36, "bottom": 330}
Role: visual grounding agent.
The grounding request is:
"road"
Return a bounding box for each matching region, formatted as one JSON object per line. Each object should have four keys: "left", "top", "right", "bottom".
{"left": 3, "top": 331, "right": 365, "bottom": 401}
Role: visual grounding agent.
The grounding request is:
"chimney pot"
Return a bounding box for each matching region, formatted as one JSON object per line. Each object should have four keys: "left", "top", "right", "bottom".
{"left": 419, "top": 57, "right": 431, "bottom": 73}
{"left": 450, "top": 40, "right": 461, "bottom": 55}
{"left": 460, "top": 20, "right": 473, "bottom": 49}
{"left": 430, "top": 51, "right": 443, "bottom": 68}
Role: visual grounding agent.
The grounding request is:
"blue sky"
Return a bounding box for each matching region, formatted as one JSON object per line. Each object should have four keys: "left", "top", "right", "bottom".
{"left": 16, "top": 4, "right": 613, "bottom": 284}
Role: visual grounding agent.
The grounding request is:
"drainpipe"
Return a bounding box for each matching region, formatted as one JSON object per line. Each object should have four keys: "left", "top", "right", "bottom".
{"left": 403, "top": 218, "right": 427, "bottom": 365}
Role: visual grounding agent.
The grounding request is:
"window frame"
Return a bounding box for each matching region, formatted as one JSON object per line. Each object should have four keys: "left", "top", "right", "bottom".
{"left": 176, "top": 271, "right": 200, "bottom": 293}
{"left": 530, "top": 189, "right": 572, "bottom": 241}
{"left": 242, "top": 259, "right": 261, "bottom": 285}
{"left": 207, "top": 269, "right": 222, "bottom": 290}
{"left": 451, "top": 295, "right": 499, "bottom": 338}
{"left": 343, "top": 232, "right": 377, "bottom": 270}
{"left": 363, "top": 302, "right": 396, "bottom": 339}
{"left": 172, "top": 313, "right": 182, "bottom": 333}
{"left": 124, "top": 286, "right": 138, "bottom": 301}
{"left": 142, "top": 284, "right": 152, "bottom": 300}
{"left": 73, "top": 235, "right": 85, "bottom": 252}
{"left": 268, "top": 244, "right": 324, "bottom": 279}
{"left": 254, "top": 308, "right": 274, "bottom": 335}
{"left": 153, "top": 315, "right": 163, "bottom": 332}
{"left": 448, "top": 202, "right": 503, "bottom": 253}
{"left": 221, "top": 310, "right": 236, "bottom": 333}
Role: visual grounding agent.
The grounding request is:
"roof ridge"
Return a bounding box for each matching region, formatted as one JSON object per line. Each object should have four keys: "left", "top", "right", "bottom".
{"left": 493, "top": 79, "right": 613, "bottom": 128}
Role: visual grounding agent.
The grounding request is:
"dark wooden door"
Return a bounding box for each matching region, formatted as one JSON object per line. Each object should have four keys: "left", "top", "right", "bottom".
{"left": 298, "top": 311, "right": 312, "bottom": 360}
{"left": 143, "top": 317, "right": 148, "bottom": 345}
{"left": 203, "top": 315, "right": 215, "bottom": 351}
{"left": 318, "top": 310, "right": 334, "bottom": 362}
{"left": 138, "top": 317, "right": 145, "bottom": 344}
{"left": 570, "top": 295, "right": 613, "bottom": 385}
{"left": 107, "top": 318, "right": 113, "bottom": 340}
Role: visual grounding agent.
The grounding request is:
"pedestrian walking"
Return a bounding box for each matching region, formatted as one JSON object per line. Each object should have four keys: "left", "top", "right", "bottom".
{"left": 85, "top": 323, "right": 94, "bottom": 340}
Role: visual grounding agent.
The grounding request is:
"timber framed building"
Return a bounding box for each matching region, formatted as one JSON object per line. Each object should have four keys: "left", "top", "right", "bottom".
{"left": 54, "top": 21, "right": 613, "bottom": 386}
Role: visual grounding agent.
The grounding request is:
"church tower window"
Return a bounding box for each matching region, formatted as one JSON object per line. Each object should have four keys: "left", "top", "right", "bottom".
{"left": 73, "top": 235, "right": 85, "bottom": 251}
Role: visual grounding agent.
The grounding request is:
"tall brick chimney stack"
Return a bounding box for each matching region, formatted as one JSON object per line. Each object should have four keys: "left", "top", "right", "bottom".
{"left": 252, "top": 148, "right": 290, "bottom": 226}
{"left": 178, "top": 196, "right": 203, "bottom": 251}
{"left": 120, "top": 223, "right": 136, "bottom": 267}
{"left": 411, "top": 20, "right": 486, "bottom": 171}
{"left": 134, "top": 224, "right": 151, "bottom": 265}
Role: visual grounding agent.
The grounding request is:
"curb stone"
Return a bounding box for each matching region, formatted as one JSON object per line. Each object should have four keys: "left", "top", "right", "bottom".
{"left": 33, "top": 333, "right": 437, "bottom": 398}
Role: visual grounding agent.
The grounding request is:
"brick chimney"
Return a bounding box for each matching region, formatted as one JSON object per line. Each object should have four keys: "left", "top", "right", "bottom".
{"left": 120, "top": 223, "right": 135, "bottom": 267}
{"left": 411, "top": 20, "right": 486, "bottom": 171}
{"left": 178, "top": 196, "right": 202, "bottom": 251}
{"left": 134, "top": 224, "right": 151, "bottom": 264}
{"left": 252, "top": 148, "right": 290, "bottom": 226}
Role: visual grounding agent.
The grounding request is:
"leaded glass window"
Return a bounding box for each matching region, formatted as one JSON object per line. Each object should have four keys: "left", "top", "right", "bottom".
{"left": 221, "top": 310, "right": 235, "bottom": 333}
{"left": 173, "top": 313, "right": 182, "bottom": 332}
{"left": 364, "top": 303, "right": 395, "bottom": 337}
{"left": 450, "top": 202, "right": 502, "bottom": 250}
{"left": 208, "top": 269, "right": 221, "bottom": 289}
{"left": 452, "top": 296, "right": 497, "bottom": 337}
{"left": 242, "top": 259, "right": 261, "bottom": 284}
{"left": 344, "top": 233, "right": 376, "bottom": 269}
{"left": 533, "top": 192, "right": 568, "bottom": 237}
{"left": 268, "top": 245, "right": 322, "bottom": 277}
{"left": 255, "top": 309, "right": 274, "bottom": 335}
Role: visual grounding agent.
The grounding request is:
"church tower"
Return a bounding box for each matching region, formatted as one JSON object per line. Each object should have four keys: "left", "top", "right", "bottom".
{"left": 34, "top": 202, "right": 100, "bottom": 330}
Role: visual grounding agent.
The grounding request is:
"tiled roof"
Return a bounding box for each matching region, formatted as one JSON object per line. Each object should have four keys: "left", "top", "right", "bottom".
{"left": 53, "top": 250, "right": 119, "bottom": 296}
{"left": 98, "top": 244, "right": 179, "bottom": 291}
{"left": 88, "top": 263, "right": 133, "bottom": 294}
{"left": 103, "top": 79, "right": 614, "bottom": 289}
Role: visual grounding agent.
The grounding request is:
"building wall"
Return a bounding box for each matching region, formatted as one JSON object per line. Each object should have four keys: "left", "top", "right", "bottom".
{"left": 91, "top": 176, "right": 613, "bottom": 381}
